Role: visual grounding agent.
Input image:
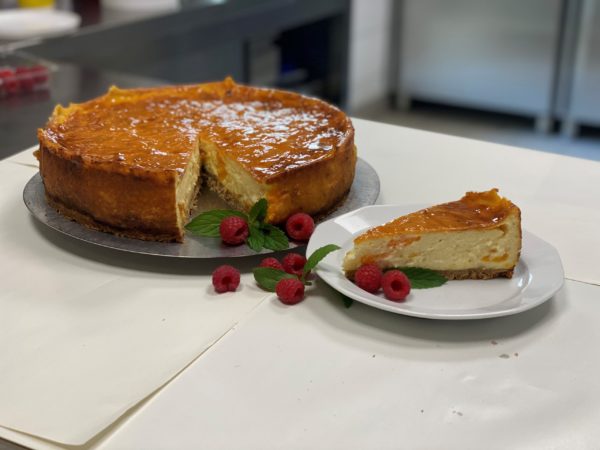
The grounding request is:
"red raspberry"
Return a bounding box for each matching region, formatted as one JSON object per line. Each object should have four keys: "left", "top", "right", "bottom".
{"left": 381, "top": 270, "right": 411, "bottom": 302}
{"left": 212, "top": 265, "right": 240, "bottom": 293}
{"left": 282, "top": 253, "right": 307, "bottom": 277}
{"left": 275, "top": 278, "right": 305, "bottom": 305}
{"left": 354, "top": 264, "right": 383, "bottom": 293}
{"left": 285, "top": 213, "right": 315, "bottom": 241}
{"left": 2, "top": 74, "right": 19, "bottom": 95}
{"left": 259, "top": 257, "right": 284, "bottom": 271}
{"left": 219, "top": 216, "right": 249, "bottom": 245}
{"left": 30, "top": 64, "right": 49, "bottom": 84}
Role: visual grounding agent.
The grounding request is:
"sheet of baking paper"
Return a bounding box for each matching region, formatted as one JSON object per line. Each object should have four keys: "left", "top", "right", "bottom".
{"left": 96, "top": 280, "right": 600, "bottom": 449}
{"left": 0, "top": 161, "right": 270, "bottom": 446}
{"left": 2, "top": 145, "right": 38, "bottom": 166}
{"left": 519, "top": 201, "right": 600, "bottom": 286}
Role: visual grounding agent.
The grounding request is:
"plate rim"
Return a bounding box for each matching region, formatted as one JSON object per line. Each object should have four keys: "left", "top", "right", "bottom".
{"left": 308, "top": 203, "right": 565, "bottom": 320}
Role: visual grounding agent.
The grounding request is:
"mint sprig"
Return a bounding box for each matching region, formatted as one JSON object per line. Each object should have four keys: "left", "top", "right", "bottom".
{"left": 261, "top": 224, "right": 289, "bottom": 251}
{"left": 252, "top": 267, "right": 296, "bottom": 292}
{"left": 246, "top": 224, "right": 265, "bottom": 252}
{"left": 302, "top": 244, "right": 340, "bottom": 280}
{"left": 185, "top": 198, "right": 289, "bottom": 252}
{"left": 340, "top": 293, "right": 354, "bottom": 309}
{"left": 394, "top": 267, "right": 447, "bottom": 289}
{"left": 248, "top": 198, "right": 267, "bottom": 224}
{"left": 254, "top": 244, "right": 341, "bottom": 291}
{"left": 185, "top": 210, "right": 246, "bottom": 237}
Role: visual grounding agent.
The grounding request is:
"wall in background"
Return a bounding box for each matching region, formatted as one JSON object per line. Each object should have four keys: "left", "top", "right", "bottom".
{"left": 347, "top": 0, "right": 393, "bottom": 113}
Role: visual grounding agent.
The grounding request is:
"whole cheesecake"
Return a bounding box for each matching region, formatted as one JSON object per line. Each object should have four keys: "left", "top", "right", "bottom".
{"left": 343, "top": 189, "right": 522, "bottom": 280}
{"left": 36, "top": 78, "right": 356, "bottom": 242}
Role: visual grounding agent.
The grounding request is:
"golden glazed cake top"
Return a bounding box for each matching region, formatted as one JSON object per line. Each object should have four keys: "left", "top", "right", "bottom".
{"left": 356, "top": 189, "right": 519, "bottom": 243}
{"left": 38, "top": 78, "right": 354, "bottom": 181}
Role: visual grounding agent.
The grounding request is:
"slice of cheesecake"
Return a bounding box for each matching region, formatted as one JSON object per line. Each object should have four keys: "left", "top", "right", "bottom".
{"left": 343, "top": 189, "right": 522, "bottom": 280}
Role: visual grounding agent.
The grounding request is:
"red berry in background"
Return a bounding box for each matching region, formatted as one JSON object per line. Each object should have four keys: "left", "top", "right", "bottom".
{"left": 381, "top": 270, "right": 411, "bottom": 302}
{"left": 354, "top": 264, "right": 383, "bottom": 294}
{"left": 285, "top": 213, "right": 315, "bottom": 241}
{"left": 259, "top": 257, "right": 284, "bottom": 271}
{"left": 219, "top": 216, "right": 249, "bottom": 245}
{"left": 275, "top": 278, "right": 305, "bottom": 305}
{"left": 212, "top": 265, "right": 240, "bottom": 293}
{"left": 282, "top": 252, "right": 307, "bottom": 277}
{"left": 30, "top": 64, "right": 49, "bottom": 84}
{"left": 18, "top": 73, "right": 35, "bottom": 92}
{"left": 2, "top": 73, "right": 19, "bottom": 95}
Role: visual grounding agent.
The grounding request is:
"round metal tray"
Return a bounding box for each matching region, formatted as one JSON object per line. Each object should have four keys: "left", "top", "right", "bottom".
{"left": 23, "top": 158, "right": 380, "bottom": 258}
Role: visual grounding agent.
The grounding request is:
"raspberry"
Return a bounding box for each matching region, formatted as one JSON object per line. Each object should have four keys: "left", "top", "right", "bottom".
{"left": 275, "top": 278, "right": 305, "bottom": 305}
{"left": 354, "top": 264, "right": 383, "bottom": 293}
{"left": 259, "top": 257, "right": 284, "bottom": 271}
{"left": 212, "top": 265, "right": 240, "bottom": 293}
{"left": 282, "top": 253, "right": 307, "bottom": 277}
{"left": 381, "top": 270, "right": 411, "bottom": 302}
{"left": 219, "top": 216, "right": 249, "bottom": 245}
{"left": 285, "top": 213, "right": 315, "bottom": 241}
{"left": 30, "top": 64, "right": 49, "bottom": 84}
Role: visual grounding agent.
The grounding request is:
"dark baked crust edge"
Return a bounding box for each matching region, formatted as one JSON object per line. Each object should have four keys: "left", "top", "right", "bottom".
{"left": 345, "top": 267, "right": 515, "bottom": 281}
{"left": 45, "top": 193, "right": 184, "bottom": 243}
{"left": 438, "top": 268, "right": 515, "bottom": 280}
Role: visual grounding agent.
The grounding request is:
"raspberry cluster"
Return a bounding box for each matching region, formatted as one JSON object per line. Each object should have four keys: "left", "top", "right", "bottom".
{"left": 211, "top": 211, "right": 321, "bottom": 305}
{"left": 217, "top": 212, "right": 315, "bottom": 247}
{"left": 353, "top": 264, "right": 411, "bottom": 302}
{"left": 211, "top": 253, "right": 309, "bottom": 304}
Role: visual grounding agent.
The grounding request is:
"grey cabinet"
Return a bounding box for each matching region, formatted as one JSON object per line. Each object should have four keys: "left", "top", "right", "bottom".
{"left": 563, "top": 0, "right": 600, "bottom": 135}
{"left": 397, "top": 0, "right": 563, "bottom": 131}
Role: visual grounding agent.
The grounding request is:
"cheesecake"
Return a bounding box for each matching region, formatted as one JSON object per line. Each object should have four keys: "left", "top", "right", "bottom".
{"left": 36, "top": 78, "right": 356, "bottom": 242}
{"left": 343, "top": 189, "right": 522, "bottom": 280}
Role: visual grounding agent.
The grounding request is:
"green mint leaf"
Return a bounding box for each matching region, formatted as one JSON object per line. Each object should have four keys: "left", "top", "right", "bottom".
{"left": 248, "top": 198, "right": 268, "bottom": 224}
{"left": 185, "top": 210, "right": 247, "bottom": 237}
{"left": 341, "top": 293, "right": 354, "bottom": 309}
{"left": 261, "top": 224, "right": 289, "bottom": 251}
{"left": 303, "top": 244, "right": 341, "bottom": 277}
{"left": 398, "top": 267, "right": 447, "bottom": 289}
{"left": 253, "top": 267, "right": 296, "bottom": 292}
{"left": 246, "top": 225, "right": 265, "bottom": 252}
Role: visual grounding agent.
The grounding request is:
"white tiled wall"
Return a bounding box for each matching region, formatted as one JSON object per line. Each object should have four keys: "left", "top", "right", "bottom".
{"left": 348, "top": 0, "right": 393, "bottom": 112}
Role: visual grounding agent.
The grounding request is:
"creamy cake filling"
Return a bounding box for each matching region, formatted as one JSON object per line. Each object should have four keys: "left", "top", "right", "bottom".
{"left": 344, "top": 216, "right": 521, "bottom": 273}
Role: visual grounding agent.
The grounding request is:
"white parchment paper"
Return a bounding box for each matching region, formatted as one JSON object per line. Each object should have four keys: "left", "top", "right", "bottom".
{"left": 0, "top": 160, "right": 270, "bottom": 445}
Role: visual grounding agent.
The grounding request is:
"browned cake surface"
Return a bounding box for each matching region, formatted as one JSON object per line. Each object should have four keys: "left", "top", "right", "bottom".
{"left": 39, "top": 78, "right": 353, "bottom": 181}
{"left": 356, "top": 189, "right": 520, "bottom": 242}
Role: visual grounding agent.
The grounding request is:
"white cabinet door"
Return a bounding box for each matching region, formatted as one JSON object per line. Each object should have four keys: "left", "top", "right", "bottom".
{"left": 398, "top": 0, "right": 562, "bottom": 122}
{"left": 564, "top": 0, "right": 600, "bottom": 131}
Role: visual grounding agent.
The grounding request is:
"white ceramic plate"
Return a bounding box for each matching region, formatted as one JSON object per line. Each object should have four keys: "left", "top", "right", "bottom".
{"left": 307, "top": 205, "right": 565, "bottom": 320}
{"left": 0, "top": 9, "right": 80, "bottom": 41}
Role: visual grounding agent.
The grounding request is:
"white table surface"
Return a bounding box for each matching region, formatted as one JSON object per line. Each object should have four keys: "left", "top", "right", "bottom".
{"left": 1, "top": 118, "right": 600, "bottom": 449}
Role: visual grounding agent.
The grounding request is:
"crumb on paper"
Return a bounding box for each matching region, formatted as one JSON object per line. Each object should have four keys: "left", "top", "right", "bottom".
{"left": 420, "top": 409, "right": 424, "bottom": 413}
{"left": 372, "top": 354, "right": 376, "bottom": 358}
{"left": 452, "top": 410, "right": 463, "bottom": 417}
{"left": 514, "top": 352, "right": 519, "bottom": 357}
{"left": 491, "top": 340, "right": 498, "bottom": 345}
{"left": 499, "top": 353, "right": 510, "bottom": 359}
